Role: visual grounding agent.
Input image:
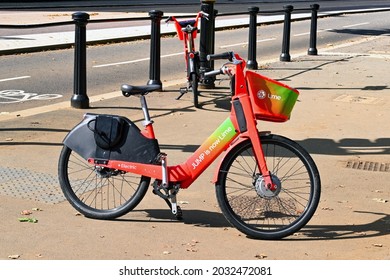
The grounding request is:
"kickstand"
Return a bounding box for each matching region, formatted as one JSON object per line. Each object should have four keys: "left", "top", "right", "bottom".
{"left": 176, "top": 87, "right": 188, "bottom": 100}
{"left": 163, "top": 197, "right": 183, "bottom": 220}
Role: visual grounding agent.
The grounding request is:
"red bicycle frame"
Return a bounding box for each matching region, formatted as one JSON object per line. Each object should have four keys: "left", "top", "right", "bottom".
{"left": 167, "top": 12, "right": 204, "bottom": 71}
{"left": 89, "top": 53, "right": 275, "bottom": 191}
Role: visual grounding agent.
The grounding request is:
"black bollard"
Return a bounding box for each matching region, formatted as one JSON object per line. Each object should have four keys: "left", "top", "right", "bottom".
{"left": 247, "top": 6, "right": 259, "bottom": 70}
{"left": 147, "top": 10, "right": 163, "bottom": 88}
{"left": 280, "top": 5, "right": 293, "bottom": 62}
{"left": 308, "top": 4, "right": 320, "bottom": 55}
{"left": 199, "top": 0, "right": 216, "bottom": 89}
{"left": 71, "top": 12, "right": 90, "bottom": 109}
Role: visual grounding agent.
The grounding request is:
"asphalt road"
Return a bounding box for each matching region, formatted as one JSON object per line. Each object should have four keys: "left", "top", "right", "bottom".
{"left": 1, "top": 10, "right": 390, "bottom": 113}
{"left": 2, "top": 0, "right": 390, "bottom": 13}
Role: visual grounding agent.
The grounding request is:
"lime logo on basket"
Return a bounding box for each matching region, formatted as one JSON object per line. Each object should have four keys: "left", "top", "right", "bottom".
{"left": 257, "top": 90, "right": 266, "bottom": 99}
{"left": 257, "top": 90, "right": 281, "bottom": 101}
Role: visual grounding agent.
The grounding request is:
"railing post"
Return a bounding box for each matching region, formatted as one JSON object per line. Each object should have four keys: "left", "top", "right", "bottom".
{"left": 71, "top": 11, "right": 89, "bottom": 109}
{"left": 147, "top": 10, "right": 163, "bottom": 88}
{"left": 199, "top": 0, "right": 216, "bottom": 89}
{"left": 308, "top": 4, "right": 320, "bottom": 55}
{"left": 280, "top": 5, "right": 293, "bottom": 62}
{"left": 247, "top": 6, "right": 259, "bottom": 70}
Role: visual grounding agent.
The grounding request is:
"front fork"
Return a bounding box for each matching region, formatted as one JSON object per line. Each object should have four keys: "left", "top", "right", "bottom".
{"left": 249, "top": 133, "right": 277, "bottom": 191}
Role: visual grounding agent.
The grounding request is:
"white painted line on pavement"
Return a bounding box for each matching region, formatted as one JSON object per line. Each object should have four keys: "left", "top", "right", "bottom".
{"left": 293, "top": 32, "right": 310, "bottom": 37}
{"left": 294, "top": 28, "right": 341, "bottom": 37}
{"left": 93, "top": 52, "right": 184, "bottom": 68}
{"left": 0, "top": 76, "right": 31, "bottom": 83}
{"left": 219, "top": 38, "right": 276, "bottom": 48}
{"left": 343, "top": 22, "right": 370, "bottom": 28}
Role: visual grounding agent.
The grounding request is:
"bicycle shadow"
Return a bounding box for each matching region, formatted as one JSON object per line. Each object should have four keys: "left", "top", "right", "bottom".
{"left": 116, "top": 209, "right": 389, "bottom": 241}
{"left": 116, "top": 209, "right": 230, "bottom": 228}
{"left": 296, "top": 211, "right": 390, "bottom": 241}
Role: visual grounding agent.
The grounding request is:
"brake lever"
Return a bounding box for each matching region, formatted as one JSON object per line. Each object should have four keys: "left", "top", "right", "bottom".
{"left": 200, "top": 11, "right": 209, "bottom": 20}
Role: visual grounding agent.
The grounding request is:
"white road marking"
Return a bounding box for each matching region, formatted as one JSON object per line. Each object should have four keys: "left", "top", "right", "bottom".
{"left": 0, "top": 76, "right": 31, "bottom": 83}
{"left": 343, "top": 22, "right": 370, "bottom": 28}
{"left": 219, "top": 38, "right": 276, "bottom": 48}
{"left": 294, "top": 22, "right": 369, "bottom": 37}
{"left": 93, "top": 52, "right": 184, "bottom": 68}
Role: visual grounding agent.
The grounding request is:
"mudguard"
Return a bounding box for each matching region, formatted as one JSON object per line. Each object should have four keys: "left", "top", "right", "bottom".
{"left": 63, "top": 113, "right": 160, "bottom": 164}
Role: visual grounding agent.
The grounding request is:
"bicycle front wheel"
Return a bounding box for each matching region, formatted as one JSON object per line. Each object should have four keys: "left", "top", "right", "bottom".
{"left": 58, "top": 146, "right": 150, "bottom": 219}
{"left": 215, "top": 134, "right": 321, "bottom": 239}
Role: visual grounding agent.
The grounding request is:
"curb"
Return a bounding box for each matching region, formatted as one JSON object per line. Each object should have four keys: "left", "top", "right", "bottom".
{"left": 1, "top": 8, "right": 390, "bottom": 55}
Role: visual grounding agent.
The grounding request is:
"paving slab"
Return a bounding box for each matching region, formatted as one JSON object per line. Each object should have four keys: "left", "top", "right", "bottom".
{"left": 0, "top": 33, "right": 389, "bottom": 260}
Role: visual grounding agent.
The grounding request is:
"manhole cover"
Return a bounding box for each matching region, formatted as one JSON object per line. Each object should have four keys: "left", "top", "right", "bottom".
{"left": 0, "top": 167, "right": 65, "bottom": 204}
{"left": 344, "top": 160, "right": 390, "bottom": 172}
{"left": 333, "top": 94, "right": 381, "bottom": 104}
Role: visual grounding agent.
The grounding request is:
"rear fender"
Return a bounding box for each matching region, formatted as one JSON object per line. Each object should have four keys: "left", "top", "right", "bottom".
{"left": 63, "top": 113, "right": 160, "bottom": 164}
{"left": 63, "top": 114, "right": 97, "bottom": 160}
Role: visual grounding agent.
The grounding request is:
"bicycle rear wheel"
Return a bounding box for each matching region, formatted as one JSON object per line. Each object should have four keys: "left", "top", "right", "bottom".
{"left": 215, "top": 134, "right": 321, "bottom": 239}
{"left": 58, "top": 146, "right": 150, "bottom": 219}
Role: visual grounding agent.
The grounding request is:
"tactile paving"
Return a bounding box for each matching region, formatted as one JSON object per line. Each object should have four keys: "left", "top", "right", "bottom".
{"left": 0, "top": 167, "right": 65, "bottom": 204}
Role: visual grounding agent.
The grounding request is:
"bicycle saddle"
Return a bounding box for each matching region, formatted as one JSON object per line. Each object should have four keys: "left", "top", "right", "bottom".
{"left": 121, "top": 84, "right": 161, "bottom": 96}
{"left": 178, "top": 19, "right": 196, "bottom": 28}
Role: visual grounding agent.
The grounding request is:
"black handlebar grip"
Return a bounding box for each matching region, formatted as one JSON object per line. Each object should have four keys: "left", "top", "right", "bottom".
{"left": 207, "top": 52, "right": 233, "bottom": 61}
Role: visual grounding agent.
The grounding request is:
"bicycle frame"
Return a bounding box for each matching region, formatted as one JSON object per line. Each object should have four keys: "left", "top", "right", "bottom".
{"left": 168, "top": 13, "right": 203, "bottom": 72}
{"left": 89, "top": 53, "right": 275, "bottom": 191}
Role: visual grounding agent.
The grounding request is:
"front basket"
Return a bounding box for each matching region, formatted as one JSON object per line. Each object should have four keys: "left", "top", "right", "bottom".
{"left": 246, "top": 70, "right": 299, "bottom": 122}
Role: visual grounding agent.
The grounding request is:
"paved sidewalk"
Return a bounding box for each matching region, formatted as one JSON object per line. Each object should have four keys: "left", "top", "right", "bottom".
{"left": 0, "top": 30, "right": 389, "bottom": 260}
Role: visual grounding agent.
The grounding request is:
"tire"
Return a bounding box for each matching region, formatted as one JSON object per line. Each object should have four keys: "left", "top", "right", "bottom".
{"left": 58, "top": 146, "right": 150, "bottom": 220}
{"left": 190, "top": 72, "right": 199, "bottom": 108}
{"left": 215, "top": 134, "right": 321, "bottom": 239}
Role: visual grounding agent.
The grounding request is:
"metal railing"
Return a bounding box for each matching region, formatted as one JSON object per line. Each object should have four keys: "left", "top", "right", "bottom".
{"left": 1, "top": 3, "right": 320, "bottom": 108}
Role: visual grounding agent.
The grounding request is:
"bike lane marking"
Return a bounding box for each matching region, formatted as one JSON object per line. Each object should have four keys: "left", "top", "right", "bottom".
{"left": 0, "top": 78, "right": 186, "bottom": 122}
{"left": 0, "top": 90, "right": 63, "bottom": 104}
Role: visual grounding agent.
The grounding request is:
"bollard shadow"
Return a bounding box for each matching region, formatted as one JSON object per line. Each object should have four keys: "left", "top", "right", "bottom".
{"left": 156, "top": 137, "right": 390, "bottom": 156}
{"left": 297, "top": 137, "right": 390, "bottom": 156}
{"left": 0, "top": 127, "right": 68, "bottom": 146}
{"left": 298, "top": 85, "right": 389, "bottom": 91}
{"left": 0, "top": 36, "right": 36, "bottom": 40}
{"left": 329, "top": 28, "right": 390, "bottom": 36}
{"left": 264, "top": 56, "right": 353, "bottom": 82}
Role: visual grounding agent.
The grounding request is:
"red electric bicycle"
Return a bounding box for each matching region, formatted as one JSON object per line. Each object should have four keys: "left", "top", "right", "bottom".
{"left": 58, "top": 52, "right": 321, "bottom": 240}
{"left": 165, "top": 11, "right": 208, "bottom": 108}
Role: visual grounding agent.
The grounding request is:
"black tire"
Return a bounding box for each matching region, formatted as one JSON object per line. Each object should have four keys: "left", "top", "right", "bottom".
{"left": 215, "top": 134, "right": 321, "bottom": 239}
{"left": 190, "top": 72, "right": 199, "bottom": 108}
{"left": 58, "top": 146, "right": 150, "bottom": 219}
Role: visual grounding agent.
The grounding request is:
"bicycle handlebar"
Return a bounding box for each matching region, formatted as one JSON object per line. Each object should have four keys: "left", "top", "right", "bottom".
{"left": 203, "top": 69, "right": 223, "bottom": 78}
{"left": 165, "top": 11, "right": 209, "bottom": 24}
{"left": 207, "top": 52, "right": 234, "bottom": 62}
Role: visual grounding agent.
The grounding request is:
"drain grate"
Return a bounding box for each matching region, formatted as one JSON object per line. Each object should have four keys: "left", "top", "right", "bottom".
{"left": 0, "top": 167, "right": 65, "bottom": 204}
{"left": 345, "top": 160, "right": 390, "bottom": 172}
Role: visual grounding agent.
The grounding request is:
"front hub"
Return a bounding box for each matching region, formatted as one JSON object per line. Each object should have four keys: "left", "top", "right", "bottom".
{"left": 255, "top": 174, "right": 282, "bottom": 199}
